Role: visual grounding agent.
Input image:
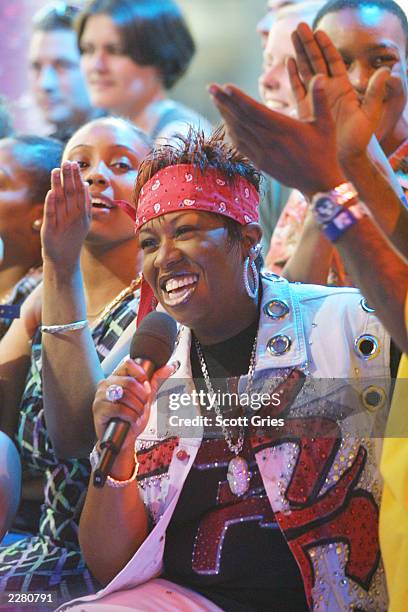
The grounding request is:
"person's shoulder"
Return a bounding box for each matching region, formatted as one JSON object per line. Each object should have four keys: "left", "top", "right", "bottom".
{"left": 291, "top": 281, "right": 361, "bottom": 303}
{"left": 261, "top": 271, "right": 372, "bottom": 315}
{"left": 154, "top": 99, "right": 213, "bottom": 141}
{"left": 290, "top": 279, "right": 373, "bottom": 319}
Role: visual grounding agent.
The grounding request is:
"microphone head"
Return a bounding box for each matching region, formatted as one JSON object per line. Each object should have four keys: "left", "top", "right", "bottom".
{"left": 130, "top": 311, "right": 178, "bottom": 369}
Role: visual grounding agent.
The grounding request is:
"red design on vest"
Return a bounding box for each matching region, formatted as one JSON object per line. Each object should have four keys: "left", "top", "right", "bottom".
{"left": 191, "top": 439, "right": 276, "bottom": 574}
{"left": 248, "top": 370, "right": 380, "bottom": 606}
{"left": 276, "top": 446, "right": 379, "bottom": 607}
{"left": 251, "top": 417, "right": 341, "bottom": 505}
{"left": 136, "top": 438, "right": 178, "bottom": 479}
{"left": 192, "top": 497, "right": 275, "bottom": 574}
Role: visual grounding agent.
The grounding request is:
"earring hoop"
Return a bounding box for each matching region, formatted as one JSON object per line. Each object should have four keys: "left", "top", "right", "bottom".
{"left": 244, "top": 256, "right": 259, "bottom": 299}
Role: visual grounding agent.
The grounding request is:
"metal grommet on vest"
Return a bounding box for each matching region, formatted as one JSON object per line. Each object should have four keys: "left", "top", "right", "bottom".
{"left": 267, "top": 335, "right": 292, "bottom": 355}
{"left": 360, "top": 386, "right": 386, "bottom": 412}
{"left": 264, "top": 300, "right": 290, "bottom": 320}
{"left": 354, "top": 334, "right": 380, "bottom": 360}
{"left": 360, "top": 297, "right": 376, "bottom": 313}
{"left": 261, "top": 270, "right": 285, "bottom": 282}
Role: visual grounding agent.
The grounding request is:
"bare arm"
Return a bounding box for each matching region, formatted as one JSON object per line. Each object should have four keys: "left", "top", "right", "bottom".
{"left": 281, "top": 209, "right": 336, "bottom": 284}
{"left": 281, "top": 140, "right": 406, "bottom": 284}
{"left": 209, "top": 31, "right": 408, "bottom": 345}
{"left": 79, "top": 439, "right": 148, "bottom": 585}
{"left": 340, "top": 147, "right": 408, "bottom": 256}
{"left": 41, "top": 162, "right": 103, "bottom": 458}
{"left": 79, "top": 359, "right": 165, "bottom": 585}
{"left": 289, "top": 25, "right": 408, "bottom": 256}
{"left": 0, "top": 304, "right": 34, "bottom": 437}
{"left": 0, "top": 431, "right": 21, "bottom": 540}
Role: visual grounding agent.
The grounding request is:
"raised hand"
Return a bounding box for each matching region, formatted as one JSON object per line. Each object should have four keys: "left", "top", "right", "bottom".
{"left": 41, "top": 161, "right": 91, "bottom": 269}
{"left": 209, "top": 80, "right": 346, "bottom": 196}
{"left": 288, "top": 23, "right": 391, "bottom": 161}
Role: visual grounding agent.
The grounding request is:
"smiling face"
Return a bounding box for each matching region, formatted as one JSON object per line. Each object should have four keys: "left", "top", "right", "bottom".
{"left": 317, "top": 6, "right": 408, "bottom": 139}
{"left": 63, "top": 118, "right": 150, "bottom": 245}
{"left": 29, "top": 29, "right": 92, "bottom": 126}
{"left": 139, "top": 210, "right": 253, "bottom": 334}
{"left": 259, "top": 14, "right": 303, "bottom": 115}
{"left": 79, "top": 14, "right": 162, "bottom": 119}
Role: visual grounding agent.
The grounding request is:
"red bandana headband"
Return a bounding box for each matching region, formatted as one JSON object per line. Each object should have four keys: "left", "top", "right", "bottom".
{"left": 133, "top": 163, "right": 259, "bottom": 230}
{"left": 116, "top": 164, "right": 259, "bottom": 325}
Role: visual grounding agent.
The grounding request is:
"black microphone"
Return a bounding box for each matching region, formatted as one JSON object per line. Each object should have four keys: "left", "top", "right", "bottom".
{"left": 93, "top": 311, "right": 178, "bottom": 488}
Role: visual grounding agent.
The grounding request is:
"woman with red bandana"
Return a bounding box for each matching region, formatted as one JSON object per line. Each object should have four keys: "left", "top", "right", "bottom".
{"left": 63, "top": 131, "right": 391, "bottom": 612}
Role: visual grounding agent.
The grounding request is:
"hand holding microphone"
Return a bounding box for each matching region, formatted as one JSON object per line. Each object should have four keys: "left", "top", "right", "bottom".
{"left": 92, "top": 311, "right": 178, "bottom": 487}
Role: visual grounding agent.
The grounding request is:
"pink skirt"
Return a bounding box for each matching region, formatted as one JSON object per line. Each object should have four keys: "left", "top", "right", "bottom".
{"left": 64, "top": 578, "right": 224, "bottom": 611}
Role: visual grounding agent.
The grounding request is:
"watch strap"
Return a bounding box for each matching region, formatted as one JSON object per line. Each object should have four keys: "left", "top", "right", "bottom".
{"left": 322, "top": 202, "right": 369, "bottom": 242}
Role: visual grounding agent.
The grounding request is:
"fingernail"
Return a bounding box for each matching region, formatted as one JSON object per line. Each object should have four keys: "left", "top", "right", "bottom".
{"left": 224, "top": 87, "right": 232, "bottom": 96}
{"left": 208, "top": 85, "right": 217, "bottom": 95}
{"left": 143, "top": 380, "right": 152, "bottom": 394}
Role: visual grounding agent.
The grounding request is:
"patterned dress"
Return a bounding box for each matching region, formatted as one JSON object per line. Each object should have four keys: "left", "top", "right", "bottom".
{"left": 0, "top": 286, "right": 139, "bottom": 608}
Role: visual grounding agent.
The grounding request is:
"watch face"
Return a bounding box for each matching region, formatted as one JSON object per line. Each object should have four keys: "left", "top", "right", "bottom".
{"left": 314, "top": 196, "right": 339, "bottom": 222}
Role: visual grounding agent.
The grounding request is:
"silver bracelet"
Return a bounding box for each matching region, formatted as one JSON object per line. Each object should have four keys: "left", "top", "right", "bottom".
{"left": 40, "top": 319, "right": 88, "bottom": 334}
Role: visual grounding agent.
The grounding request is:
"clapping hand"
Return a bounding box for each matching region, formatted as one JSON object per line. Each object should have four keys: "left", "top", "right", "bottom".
{"left": 209, "top": 24, "right": 392, "bottom": 196}
{"left": 41, "top": 161, "right": 91, "bottom": 269}
{"left": 288, "top": 23, "right": 391, "bottom": 162}
{"left": 209, "top": 79, "right": 345, "bottom": 196}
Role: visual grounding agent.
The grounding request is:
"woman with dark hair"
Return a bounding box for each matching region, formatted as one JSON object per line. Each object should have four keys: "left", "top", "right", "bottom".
{"left": 0, "top": 135, "right": 63, "bottom": 339}
{"left": 63, "top": 131, "right": 390, "bottom": 611}
{"left": 77, "top": 0, "right": 211, "bottom": 142}
{"left": 0, "top": 117, "right": 151, "bottom": 606}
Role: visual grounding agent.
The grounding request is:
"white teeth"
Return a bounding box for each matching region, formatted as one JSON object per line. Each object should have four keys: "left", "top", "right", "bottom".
{"left": 163, "top": 285, "right": 196, "bottom": 307}
{"left": 92, "top": 200, "right": 113, "bottom": 209}
{"left": 165, "top": 274, "right": 198, "bottom": 293}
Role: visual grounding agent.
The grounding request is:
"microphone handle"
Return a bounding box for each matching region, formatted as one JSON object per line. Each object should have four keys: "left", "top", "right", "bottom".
{"left": 93, "top": 358, "right": 155, "bottom": 488}
{"left": 93, "top": 418, "right": 130, "bottom": 487}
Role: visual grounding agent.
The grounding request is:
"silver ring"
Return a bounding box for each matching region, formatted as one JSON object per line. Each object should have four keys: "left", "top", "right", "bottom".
{"left": 105, "top": 384, "right": 124, "bottom": 403}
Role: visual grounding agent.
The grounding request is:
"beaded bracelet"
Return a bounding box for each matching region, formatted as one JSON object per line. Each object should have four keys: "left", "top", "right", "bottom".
{"left": 40, "top": 319, "right": 88, "bottom": 334}
{"left": 107, "top": 459, "right": 139, "bottom": 488}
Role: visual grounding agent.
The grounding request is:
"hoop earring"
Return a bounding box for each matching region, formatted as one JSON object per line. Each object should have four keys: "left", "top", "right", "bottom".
{"left": 243, "top": 243, "right": 261, "bottom": 299}
{"left": 244, "top": 256, "right": 259, "bottom": 299}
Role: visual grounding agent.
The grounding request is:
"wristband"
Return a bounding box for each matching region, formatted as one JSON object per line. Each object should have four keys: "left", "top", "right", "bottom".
{"left": 312, "top": 182, "right": 358, "bottom": 225}
{"left": 322, "top": 202, "right": 369, "bottom": 242}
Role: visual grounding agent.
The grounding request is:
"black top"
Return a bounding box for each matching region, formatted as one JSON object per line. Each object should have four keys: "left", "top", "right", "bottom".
{"left": 163, "top": 319, "right": 308, "bottom": 612}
